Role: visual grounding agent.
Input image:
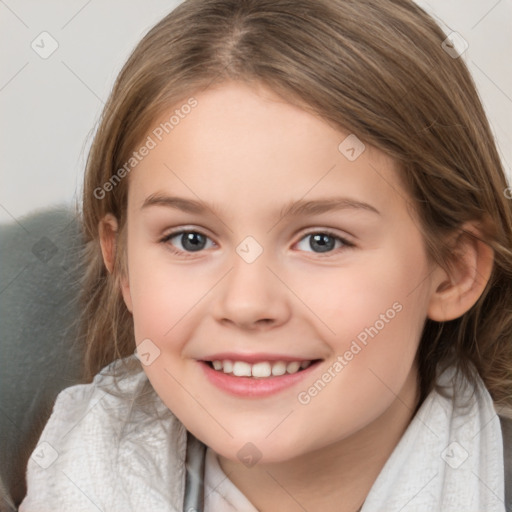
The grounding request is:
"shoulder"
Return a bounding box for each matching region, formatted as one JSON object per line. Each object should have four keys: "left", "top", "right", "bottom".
{"left": 20, "top": 355, "right": 188, "bottom": 511}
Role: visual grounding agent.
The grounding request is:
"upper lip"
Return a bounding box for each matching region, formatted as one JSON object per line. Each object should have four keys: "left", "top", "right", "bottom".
{"left": 199, "top": 352, "right": 322, "bottom": 363}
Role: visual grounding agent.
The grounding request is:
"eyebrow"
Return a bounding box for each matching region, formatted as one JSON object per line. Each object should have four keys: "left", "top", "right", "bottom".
{"left": 141, "top": 193, "right": 380, "bottom": 218}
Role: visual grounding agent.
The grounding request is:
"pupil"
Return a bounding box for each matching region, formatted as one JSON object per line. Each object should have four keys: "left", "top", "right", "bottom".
{"left": 311, "top": 234, "right": 334, "bottom": 253}
{"left": 182, "top": 232, "right": 206, "bottom": 252}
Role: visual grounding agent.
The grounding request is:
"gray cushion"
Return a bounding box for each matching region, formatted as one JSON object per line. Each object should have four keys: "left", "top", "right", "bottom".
{"left": 0, "top": 207, "right": 84, "bottom": 509}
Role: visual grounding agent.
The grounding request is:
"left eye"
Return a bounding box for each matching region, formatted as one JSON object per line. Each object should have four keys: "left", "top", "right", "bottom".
{"left": 296, "top": 232, "right": 350, "bottom": 253}
{"left": 162, "top": 231, "right": 215, "bottom": 253}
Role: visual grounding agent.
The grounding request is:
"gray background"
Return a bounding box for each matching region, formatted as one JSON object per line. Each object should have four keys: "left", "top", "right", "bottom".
{"left": 1, "top": 0, "right": 511, "bottom": 225}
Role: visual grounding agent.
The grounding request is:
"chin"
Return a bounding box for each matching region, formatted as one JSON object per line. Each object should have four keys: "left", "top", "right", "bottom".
{"left": 203, "top": 433, "right": 309, "bottom": 466}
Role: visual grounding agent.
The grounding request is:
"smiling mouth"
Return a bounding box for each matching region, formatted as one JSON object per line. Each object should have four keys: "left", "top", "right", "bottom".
{"left": 203, "top": 359, "right": 322, "bottom": 378}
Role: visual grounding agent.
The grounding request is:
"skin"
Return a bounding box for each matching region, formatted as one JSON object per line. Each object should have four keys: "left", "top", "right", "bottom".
{"left": 99, "top": 80, "right": 493, "bottom": 512}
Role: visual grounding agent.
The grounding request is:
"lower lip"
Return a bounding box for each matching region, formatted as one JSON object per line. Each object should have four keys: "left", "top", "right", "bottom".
{"left": 199, "top": 360, "right": 322, "bottom": 398}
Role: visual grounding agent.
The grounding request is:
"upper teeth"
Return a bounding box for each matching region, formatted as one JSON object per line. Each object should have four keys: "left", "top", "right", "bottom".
{"left": 211, "top": 360, "right": 312, "bottom": 377}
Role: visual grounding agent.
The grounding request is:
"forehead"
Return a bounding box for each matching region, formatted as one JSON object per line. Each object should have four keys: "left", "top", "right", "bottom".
{"left": 127, "top": 81, "right": 408, "bottom": 220}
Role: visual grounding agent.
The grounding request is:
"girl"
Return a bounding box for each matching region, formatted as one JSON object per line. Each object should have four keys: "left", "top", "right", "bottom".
{"left": 20, "top": 0, "right": 512, "bottom": 510}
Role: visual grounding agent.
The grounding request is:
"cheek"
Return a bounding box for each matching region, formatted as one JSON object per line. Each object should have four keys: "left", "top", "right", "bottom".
{"left": 301, "top": 248, "right": 428, "bottom": 337}
{"left": 299, "top": 243, "right": 430, "bottom": 394}
{"left": 126, "top": 241, "right": 189, "bottom": 341}
{"left": 125, "top": 248, "right": 206, "bottom": 404}
{"left": 292, "top": 257, "right": 429, "bottom": 443}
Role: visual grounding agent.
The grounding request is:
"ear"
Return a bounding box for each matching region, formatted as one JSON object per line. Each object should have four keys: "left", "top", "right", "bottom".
{"left": 427, "top": 222, "right": 494, "bottom": 322}
{"left": 99, "top": 214, "right": 118, "bottom": 273}
{"left": 98, "top": 214, "right": 133, "bottom": 312}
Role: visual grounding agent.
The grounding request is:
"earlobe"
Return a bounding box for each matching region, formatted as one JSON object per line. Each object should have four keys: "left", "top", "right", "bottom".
{"left": 120, "top": 272, "right": 133, "bottom": 313}
{"left": 427, "top": 224, "right": 494, "bottom": 322}
{"left": 98, "top": 214, "right": 133, "bottom": 312}
{"left": 99, "top": 214, "right": 119, "bottom": 273}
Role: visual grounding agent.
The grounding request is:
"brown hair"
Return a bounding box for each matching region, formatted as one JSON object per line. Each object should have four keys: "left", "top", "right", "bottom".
{"left": 79, "top": 0, "right": 512, "bottom": 410}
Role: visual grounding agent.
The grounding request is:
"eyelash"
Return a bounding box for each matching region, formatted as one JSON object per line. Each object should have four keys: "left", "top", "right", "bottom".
{"left": 160, "top": 228, "right": 355, "bottom": 259}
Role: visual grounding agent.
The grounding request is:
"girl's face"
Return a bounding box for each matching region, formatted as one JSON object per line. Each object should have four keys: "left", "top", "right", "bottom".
{"left": 120, "top": 80, "right": 439, "bottom": 463}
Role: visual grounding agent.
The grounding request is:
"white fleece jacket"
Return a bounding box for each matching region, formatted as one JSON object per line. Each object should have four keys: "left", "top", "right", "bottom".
{"left": 20, "top": 355, "right": 506, "bottom": 512}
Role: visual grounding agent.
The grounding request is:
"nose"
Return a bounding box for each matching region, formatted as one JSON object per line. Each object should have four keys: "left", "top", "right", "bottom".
{"left": 213, "top": 249, "right": 292, "bottom": 331}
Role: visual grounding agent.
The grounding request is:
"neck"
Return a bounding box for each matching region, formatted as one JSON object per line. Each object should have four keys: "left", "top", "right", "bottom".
{"left": 218, "top": 366, "right": 421, "bottom": 512}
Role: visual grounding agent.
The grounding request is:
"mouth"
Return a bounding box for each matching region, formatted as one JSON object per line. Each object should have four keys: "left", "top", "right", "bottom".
{"left": 198, "top": 356, "right": 323, "bottom": 398}
{"left": 202, "top": 358, "right": 322, "bottom": 378}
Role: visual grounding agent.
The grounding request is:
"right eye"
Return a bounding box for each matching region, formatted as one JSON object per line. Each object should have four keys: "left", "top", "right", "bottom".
{"left": 294, "top": 229, "right": 355, "bottom": 256}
